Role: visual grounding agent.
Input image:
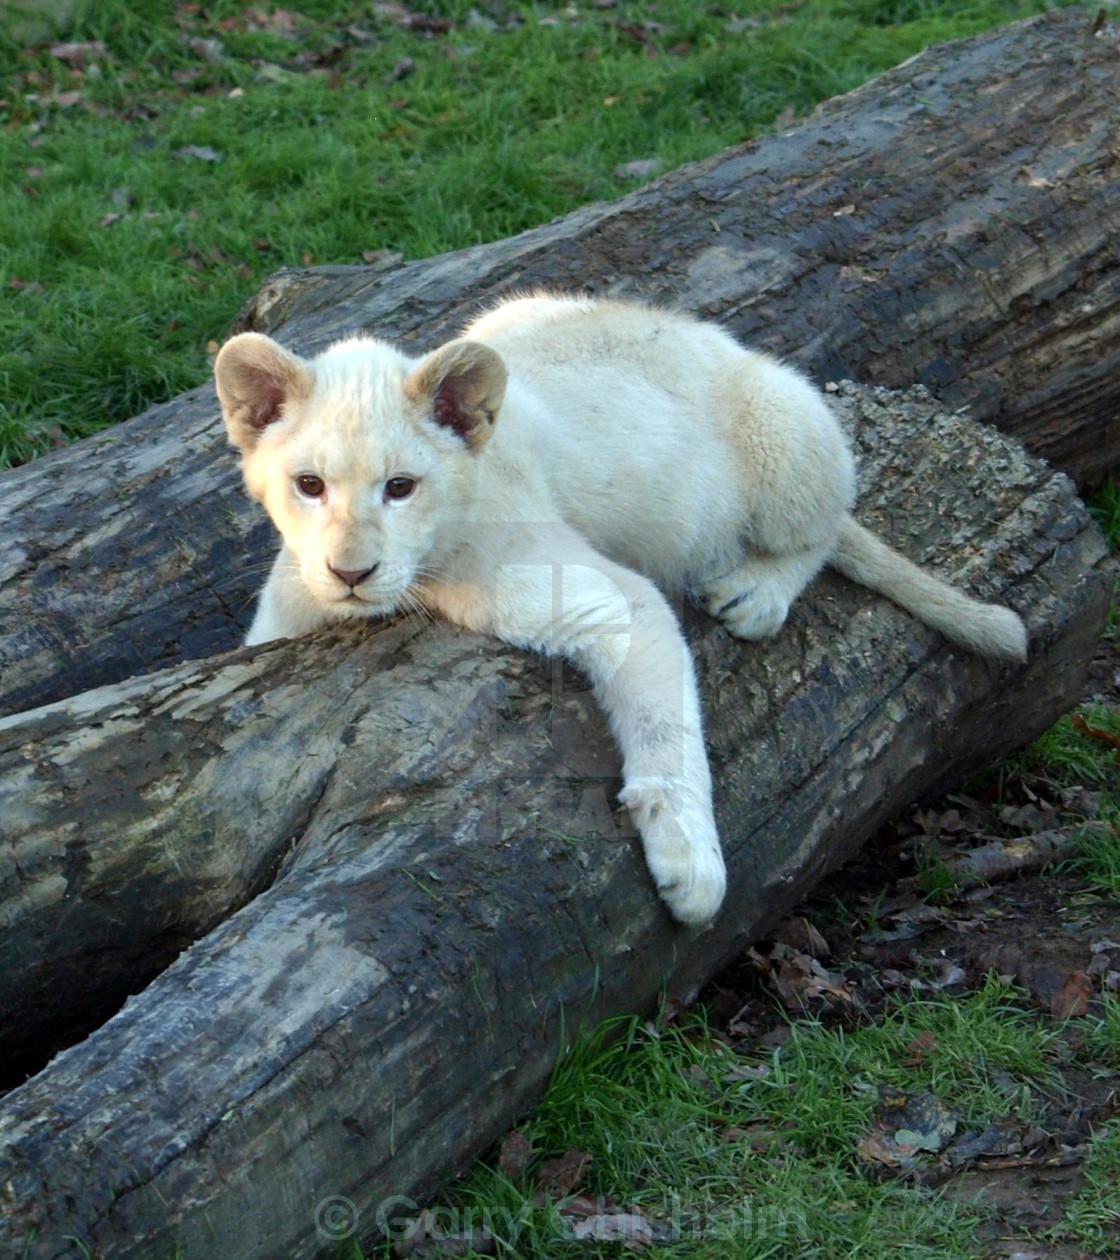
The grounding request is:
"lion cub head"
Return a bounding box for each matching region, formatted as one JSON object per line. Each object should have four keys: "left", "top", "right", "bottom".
{"left": 215, "top": 331, "right": 507, "bottom": 618}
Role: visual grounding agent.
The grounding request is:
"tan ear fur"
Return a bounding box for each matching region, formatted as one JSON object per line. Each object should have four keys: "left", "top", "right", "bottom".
{"left": 404, "top": 339, "right": 507, "bottom": 451}
{"left": 214, "top": 333, "right": 313, "bottom": 451}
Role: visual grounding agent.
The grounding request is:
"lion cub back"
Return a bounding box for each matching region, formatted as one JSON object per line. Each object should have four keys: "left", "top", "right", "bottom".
{"left": 465, "top": 295, "right": 851, "bottom": 589}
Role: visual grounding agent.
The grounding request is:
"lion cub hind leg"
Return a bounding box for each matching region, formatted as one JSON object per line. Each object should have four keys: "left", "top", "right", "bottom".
{"left": 700, "top": 545, "right": 832, "bottom": 641}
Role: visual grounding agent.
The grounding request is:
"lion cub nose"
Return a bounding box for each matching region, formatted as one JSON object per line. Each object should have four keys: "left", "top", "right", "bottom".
{"left": 329, "top": 564, "right": 376, "bottom": 589}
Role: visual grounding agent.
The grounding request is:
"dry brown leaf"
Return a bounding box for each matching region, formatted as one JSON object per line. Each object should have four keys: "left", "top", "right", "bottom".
{"left": 856, "top": 1131, "right": 914, "bottom": 1167}
{"left": 933, "top": 959, "right": 966, "bottom": 989}
{"left": 1086, "top": 952, "right": 1112, "bottom": 977}
{"left": 722, "top": 1122, "right": 784, "bottom": 1152}
{"left": 771, "top": 915, "right": 830, "bottom": 958}
{"left": 247, "top": 7, "right": 301, "bottom": 32}
{"left": 535, "top": 1148, "right": 590, "bottom": 1199}
{"left": 616, "top": 21, "right": 649, "bottom": 42}
{"left": 770, "top": 945, "right": 851, "bottom": 1008}
{"left": 900, "top": 1029, "right": 936, "bottom": 1067}
{"left": 1051, "top": 970, "right": 1094, "bottom": 1020}
{"left": 1071, "top": 712, "right": 1120, "bottom": 757}
{"left": 400, "top": 12, "right": 454, "bottom": 34}
{"left": 498, "top": 1129, "right": 531, "bottom": 1180}
{"left": 887, "top": 903, "right": 950, "bottom": 926}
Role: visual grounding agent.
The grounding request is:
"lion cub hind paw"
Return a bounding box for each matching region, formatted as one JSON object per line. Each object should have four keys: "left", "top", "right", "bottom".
{"left": 701, "top": 573, "right": 790, "bottom": 641}
{"left": 620, "top": 780, "right": 727, "bottom": 927}
{"left": 717, "top": 595, "right": 790, "bottom": 641}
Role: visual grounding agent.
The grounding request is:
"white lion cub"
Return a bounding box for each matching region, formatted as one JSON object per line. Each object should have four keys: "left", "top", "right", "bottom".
{"left": 215, "top": 295, "right": 1027, "bottom": 927}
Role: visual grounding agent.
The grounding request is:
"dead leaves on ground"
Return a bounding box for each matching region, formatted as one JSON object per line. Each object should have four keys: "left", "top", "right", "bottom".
{"left": 856, "top": 1086, "right": 959, "bottom": 1172}
{"left": 748, "top": 882, "right": 1119, "bottom": 1027}
{"left": 514, "top": 1139, "right": 654, "bottom": 1250}
{"left": 854, "top": 1085, "right": 1094, "bottom": 1183}
{"left": 745, "top": 940, "right": 852, "bottom": 1011}
{"left": 394, "top": 1133, "right": 655, "bottom": 1256}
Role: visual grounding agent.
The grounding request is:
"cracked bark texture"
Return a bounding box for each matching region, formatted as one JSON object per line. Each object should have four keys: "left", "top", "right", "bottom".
{"left": 0, "top": 9, "right": 1117, "bottom": 722}
{"left": 0, "top": 381, "right": 1110, "bottom": 1260}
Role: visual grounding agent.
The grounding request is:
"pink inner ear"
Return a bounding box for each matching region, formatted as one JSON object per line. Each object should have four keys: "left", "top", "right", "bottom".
{"left": 247, "top": 376, "right": 287, "bottom": 431}
{"left": 433, "top": 377, "right": 476, "bottom": 441}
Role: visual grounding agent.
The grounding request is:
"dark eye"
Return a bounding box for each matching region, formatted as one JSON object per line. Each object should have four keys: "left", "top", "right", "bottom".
{"left": 295, "top": 474, "right": 325, "bottom": 498}
{"left": 385, "top": 476, "right": 417, "bottom": 502}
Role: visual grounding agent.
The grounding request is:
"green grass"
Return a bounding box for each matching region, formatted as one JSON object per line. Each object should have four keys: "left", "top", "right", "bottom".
{"left": 365, "top": 981, "right": 1071, "bottom": 1258}
{"left": 1064, "top": 804, "right": 1120, "bottom": 900}
{"left": 1088, "top": 478, "right": 1120, "bottom": 551}
{"left": 1081, "top": 993, "right": 1120, "bottom": 1071}
{"left": 1060, "top": 1124, "right": 1120, "bottom": 1255}
{"left": 0, "top": 0, "right": 1074, "bottom": 465}
{"left": 1024, "top": 703, "right": 1120, "bottom": 789}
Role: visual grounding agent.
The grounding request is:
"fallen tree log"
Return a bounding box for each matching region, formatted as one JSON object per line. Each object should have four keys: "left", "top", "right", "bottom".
{"left": 1, "top": 8, "right": 1117, "bottom": 721}
{"left": 0, "top": 381, "right": 1111, "bottom": 1259}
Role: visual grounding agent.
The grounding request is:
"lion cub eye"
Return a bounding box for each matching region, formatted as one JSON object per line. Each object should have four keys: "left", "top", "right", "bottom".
{"left": 384, "top": 476, "right": 417, "bottom": 502}
{"left": 295, "top": 474, "right": 326, "bottom": 499}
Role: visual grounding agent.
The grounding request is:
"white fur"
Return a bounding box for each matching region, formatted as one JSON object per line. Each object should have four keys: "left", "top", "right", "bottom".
{"left": 215, "top": 295, "right": 1027, "bottom": 927}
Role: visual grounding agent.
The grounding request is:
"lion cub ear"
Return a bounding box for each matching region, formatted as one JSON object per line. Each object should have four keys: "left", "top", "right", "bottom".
{"left": 404, "top": 339, "right": 507, "bottom": 451}
{"left": 214, "top": 333, "right": 314, "bottom": 451}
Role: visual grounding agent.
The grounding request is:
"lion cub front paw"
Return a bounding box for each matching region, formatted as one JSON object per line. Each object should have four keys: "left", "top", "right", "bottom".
{"left": 620, "top": 779, "right": 727, "bottom": 927}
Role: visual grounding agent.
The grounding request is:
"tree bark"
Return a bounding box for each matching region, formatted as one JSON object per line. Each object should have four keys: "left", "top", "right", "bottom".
{"left": 0, "top": 9, "right": 1117, "bottom": 722}
{"left": 0, "top": 380, "right": 1111, "bottom": 1259}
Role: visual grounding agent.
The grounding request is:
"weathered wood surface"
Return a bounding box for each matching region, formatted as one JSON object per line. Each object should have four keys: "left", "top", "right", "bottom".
{"left": 0, "top": 381, "right": 1111, "bottom": 1259}
{"left": 1, "top": 9, "right": 1117, "bottom": 722}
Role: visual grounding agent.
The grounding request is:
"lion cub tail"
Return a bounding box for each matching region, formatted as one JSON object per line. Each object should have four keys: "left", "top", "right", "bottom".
{"left": 832, "top": 516, "right": 1028, "bottom": 662}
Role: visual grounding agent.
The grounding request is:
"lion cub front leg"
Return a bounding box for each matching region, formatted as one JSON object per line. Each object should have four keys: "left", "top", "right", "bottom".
{"left": 442, "top": 529, "right": 727, "bottom": 926}
{"left": 245, "top": 545, "right": 335, "bottom": 646}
